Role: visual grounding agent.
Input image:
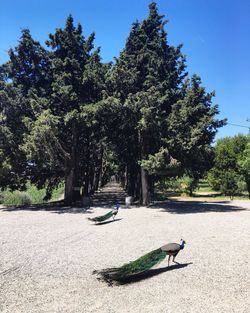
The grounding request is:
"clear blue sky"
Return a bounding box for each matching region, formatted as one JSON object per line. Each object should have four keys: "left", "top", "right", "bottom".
{"left": 1, "top": 0, "right": 249, "bottom": 141}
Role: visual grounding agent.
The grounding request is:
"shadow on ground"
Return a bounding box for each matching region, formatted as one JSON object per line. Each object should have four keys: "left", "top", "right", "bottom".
{"left": 95, "top": 262, "right": 192, "bottom": 286}
{"left": 0, "top": 200, "right": 95, "bottom": 215}
{"left": 1, "top": 200, "right": 247, "bottom": 215}
{"left": 91, "top": 218, "right": 123, "bottom": 225}
{"left": 150, "top": 200, "right": 246, "bottom": 214}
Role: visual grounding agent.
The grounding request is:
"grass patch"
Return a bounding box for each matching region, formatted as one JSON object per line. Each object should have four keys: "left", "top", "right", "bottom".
{"left": 196, "top": 179, "right": 214, "bottom": 192}
{"left": 51, "top": 183, "right": 64, "bottom": 201}
{"left": 0, "top": 182, "right": 64, "bottom": 206}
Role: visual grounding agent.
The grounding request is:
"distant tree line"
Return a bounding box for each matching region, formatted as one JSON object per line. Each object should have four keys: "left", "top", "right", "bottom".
{"left": 159, "top": 133, "right": 250, "bottom": 199}
{"left": 0, "top": 2, "right": 226, "bottom": 205}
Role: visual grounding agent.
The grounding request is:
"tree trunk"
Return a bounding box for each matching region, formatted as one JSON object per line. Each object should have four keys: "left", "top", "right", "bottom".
{"left": 96, "top": 146, "right": 104, "bottom": 190}
{"left": 127, "top": 172, "right": 135, "bottom": 197}
{"left": 246, "top": 179, "right": 250, "bottom": 199}
{"left": 127, "top": 162, "right": 140, "bottom": 198}
{"left": 64, "top": 122, "right": 80, "bottom": 205}
{"left": 141, "top": 167, "right": 150, "bottom": 206}
{"left": 149, "top": 175, "right": 155, "bottom": 201}
{"left": 64, "top": 168, "right": 74, "bottom": 205}
{"left": 135, "top": 170, "right": 141, "bottom": 201}
{"left": 83, "top": 132, "right": 90, "bottom": 196}
{"left": 64, "top": 164, "right": 81, "bottom": 204}
{"left": 140, "top": 131, "right": 150, "bottom": 206}
{"left": 89, "top": 165, "right": 95, "bottom": 195}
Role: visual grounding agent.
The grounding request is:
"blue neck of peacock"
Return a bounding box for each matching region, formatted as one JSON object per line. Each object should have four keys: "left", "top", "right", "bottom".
{"left": 180, "top": 240, "right": 185, "bottom": 250}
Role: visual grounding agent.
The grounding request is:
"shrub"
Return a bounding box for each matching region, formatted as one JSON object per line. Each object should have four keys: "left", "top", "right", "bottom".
{"left": 237, "top": 180, "right": 247, "bottom": 193}
{"left": 156, "top": 177, "right": 182, "bottom": 192}
{"left": 219, "top": 170, "right": 240, "bottom": 199}
{"left": 26, "top": 183, "right": 47, "bottom": 204}
{"left": 3, "top": 191, "right": 32, "bottom": 206}
{"left": 51, "top": 183, "right": 64, "bottom": 201}
{"left": 178, "top": 175, "right": 198, "bottom": 196}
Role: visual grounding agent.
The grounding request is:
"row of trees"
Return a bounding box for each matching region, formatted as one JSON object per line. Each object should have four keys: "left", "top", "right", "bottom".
{"left": 0, "top": 2, "right": 225, "bottom": 205}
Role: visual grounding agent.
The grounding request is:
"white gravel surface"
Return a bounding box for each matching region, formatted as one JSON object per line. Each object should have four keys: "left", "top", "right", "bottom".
{"left": 1, "top": 196, "right": 250, "bottom": 313}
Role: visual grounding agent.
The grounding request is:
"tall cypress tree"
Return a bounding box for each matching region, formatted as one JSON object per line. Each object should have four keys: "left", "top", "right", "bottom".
{"left": 0, "top": 29, "right": 51, "bottom": 191}
{"left": 8, "top": 29, "right": 52, "bottom": 96}
{"left": 109, "top": 2, "right": 186, "bottom": 205}
{"left": 0, "top": 79, "right": 28, "bottom": 190}
{"left": 22, "top": 16, "right": 106, "bottom": 204}
{"left": 167, "top": 75, "right": 226, "bottom": 178}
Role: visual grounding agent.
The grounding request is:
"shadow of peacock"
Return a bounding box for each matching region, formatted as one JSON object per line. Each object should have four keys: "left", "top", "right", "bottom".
{"left": 93, "top": 239, "right": 186, "bottom": 283}
{"left": 88, "top": 204, "right": 119, "bottom": 224}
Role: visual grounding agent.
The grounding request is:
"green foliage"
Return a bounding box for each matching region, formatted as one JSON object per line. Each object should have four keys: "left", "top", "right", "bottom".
{"left": 0, "top": 182, "right": 64, "bottom": 206}
{"left": 0, "top": 3, "right": 226, "bottom": 205}
{"left": 178, "top": 175, "right": 199, "bottom": 196}
{"left": 236, "top": 180, "right": 247, "bottom": 194}
{"left": 3, "top": 191, "right": 32, "bottom": 206}
{"left": 51, "top": 183, "right": 64, "bottom": 201}
{"left": 219, "top": 170, "right": 240, "bottom": 199}
{"left": 0, "top": 81, "right": 28, "bottom": 190}
{"left": 8, "top": 29, "right": 51, "bottom": 96}
{"left": 156, "top": 177, "right": 182, "bottom": 193}
{"left": 107, "top": 2, "right": 188, "bottom": 203}
{"left": 208, "top": 134, "right": 249, "bottom": 197}
{"left": 166, "top": 75, "right": 226, "bottom": 179}
{"left": 140, "top": 148, "right": 180, "bottom": 176}
{"left": 157, "top": 175, "right": 198, "bottom": 196}
{"left": 237, "top": 134, "right": 250, "bottom": 197}
{"left": 196, "top": 179, "right": 213, "bottom": 192}
{"left": 25, "top": 183, "right": 47, "bottom": 204}
{"left": 1, "top": 15, "right": 108, "bottom": 203}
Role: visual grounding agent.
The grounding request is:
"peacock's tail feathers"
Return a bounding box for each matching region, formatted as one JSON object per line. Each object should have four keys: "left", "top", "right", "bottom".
{"left": 93, "top": 248, "right": 167, "bottom": 283}
{"left": 88, "top": 210, "right": 113, "bottom": 222}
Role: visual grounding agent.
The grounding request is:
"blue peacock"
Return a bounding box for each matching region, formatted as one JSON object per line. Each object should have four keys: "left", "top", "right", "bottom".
{"left": 93, "top": 239, "right": 186, "bottom": 282}
{"left": 88, "top": 204, "right": 120, "bottom": 224}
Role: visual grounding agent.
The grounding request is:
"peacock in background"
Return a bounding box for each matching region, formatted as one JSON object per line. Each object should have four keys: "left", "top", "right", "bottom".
{"left": 93, "top": 239, "right": 186, "bottom": 282}
{"left": 88, "top": 204, "right": 119, "bottom": 224}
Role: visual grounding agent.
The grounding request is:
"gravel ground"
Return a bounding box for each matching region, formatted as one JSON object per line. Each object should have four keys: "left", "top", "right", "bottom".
{"left": 1, "top": 195, "right": 250, "bottom": 313}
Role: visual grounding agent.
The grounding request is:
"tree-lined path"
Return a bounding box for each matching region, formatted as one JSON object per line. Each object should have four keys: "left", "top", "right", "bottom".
{"left": 91, "top": 183, "right": 127, "bottom": 207}
{"left": 0, "top": 2, "right": 225, "bottom": 207}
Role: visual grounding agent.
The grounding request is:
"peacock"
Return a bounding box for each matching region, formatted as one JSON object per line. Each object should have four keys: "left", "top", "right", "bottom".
{"left": 93, "top": 239, "right": 186, "bottom": 282}
{"left": 88, "top": 204, "right": 119, "bottom": 224}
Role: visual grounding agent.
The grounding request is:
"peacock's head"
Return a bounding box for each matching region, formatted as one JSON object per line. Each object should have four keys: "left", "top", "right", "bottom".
{"left": 115, "top": 203, "right": 120, "bottom": 210}
{"left": 180, "top": 239, "right": 186, "bottom": 247}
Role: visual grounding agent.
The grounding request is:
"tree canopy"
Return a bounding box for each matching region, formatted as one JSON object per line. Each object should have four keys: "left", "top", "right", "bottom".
{"left": 208, "top": 134, "right": 250, "bottom": 198}
{"left": 0, "top": 2, "right": 226, "bottom": 205}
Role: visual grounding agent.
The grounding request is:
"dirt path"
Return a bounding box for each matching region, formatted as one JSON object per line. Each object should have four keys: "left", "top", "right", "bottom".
{"left": 0, "top": 189, "right": 250, "bottom": 313}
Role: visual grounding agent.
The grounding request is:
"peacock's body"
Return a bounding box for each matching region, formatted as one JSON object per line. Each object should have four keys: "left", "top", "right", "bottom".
{"left": 94, "top": 239, "right": 186, "bottom": 282}
{"left": 88, "top": 204, "right": 119, "bottom": 223}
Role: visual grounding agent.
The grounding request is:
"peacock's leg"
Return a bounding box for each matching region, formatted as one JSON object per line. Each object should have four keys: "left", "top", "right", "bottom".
{"left": 173, "top": 254, "right": 179, "bottom": 264}
{"left": 168, "top": 255, "right": 171, "bottom": 266}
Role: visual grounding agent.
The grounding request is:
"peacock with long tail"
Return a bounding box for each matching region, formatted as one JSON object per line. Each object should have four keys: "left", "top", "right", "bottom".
{"left": 93, "top": 239, "right": 186, "bottom": 282}
{"left": 88, "top": 204, "right": 119, "bottom": 224}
